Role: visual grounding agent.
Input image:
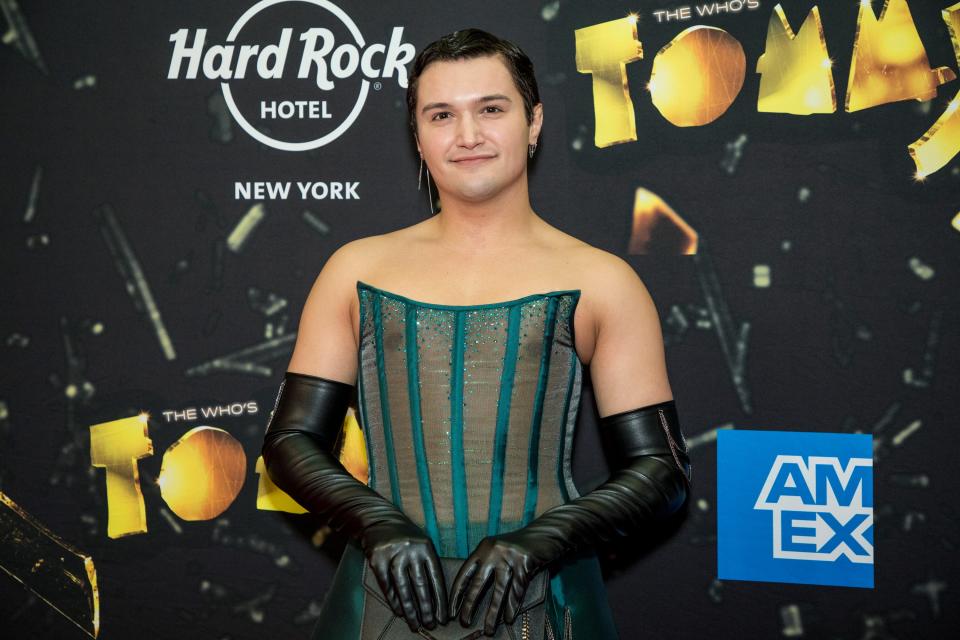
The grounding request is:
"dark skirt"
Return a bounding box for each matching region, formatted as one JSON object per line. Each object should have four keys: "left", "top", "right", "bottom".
{"left": 310, "top": 539, "right": 620, "bottom": 639}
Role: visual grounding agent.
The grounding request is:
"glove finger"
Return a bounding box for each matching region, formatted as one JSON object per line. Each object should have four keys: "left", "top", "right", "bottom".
{"left": 409, "top": 558, "right": 435, "bottom": 629}
{"left": 505, "top": 575, "right": 527, "bottom": 624}
{"left": 371, "top": 560, "right": 403, "bottom": 618}
{"left": 387, "top": 587, "right": 403, "bottom": 619}
{"left": 449, "top": 558, "right": 478, "bottom": 619}
{"left": 424, "top": 553, "right": 448, "bottom": 624}
{"left": 484, "top": 566, "right": 512, "bottom": 636}
{"left": 391, "top": 556, "right": 421, "bottom": 631}
{"left": 461, "top": 563, "right": 494, "bottom": 628}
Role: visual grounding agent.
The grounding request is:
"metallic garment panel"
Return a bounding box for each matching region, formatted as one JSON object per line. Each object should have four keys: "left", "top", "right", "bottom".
{"left": 355, "top": 281, "right": 582, "bottom": 558}
{"left": 494, "top": 302, "right": 547, "bottom": 532}
{"left": 535, "top": 295, "right": 581, "bottom": 514}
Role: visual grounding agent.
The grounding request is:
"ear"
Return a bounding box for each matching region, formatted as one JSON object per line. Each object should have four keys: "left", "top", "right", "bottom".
{"left": 414, "top": 133, "right": 421, "bottom": 156}
{"left": 528, "top": 103, "right": 543, "bottom": 146}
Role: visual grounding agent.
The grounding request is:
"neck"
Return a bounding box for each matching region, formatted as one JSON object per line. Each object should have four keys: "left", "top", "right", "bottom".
{"left": 429, "top": 172, "right": 538, "bottom": 254}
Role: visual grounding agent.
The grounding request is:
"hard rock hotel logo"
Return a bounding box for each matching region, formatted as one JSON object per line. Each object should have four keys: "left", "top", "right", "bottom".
{"left": 166, "top": 0, "right": 415, "bottom": 151}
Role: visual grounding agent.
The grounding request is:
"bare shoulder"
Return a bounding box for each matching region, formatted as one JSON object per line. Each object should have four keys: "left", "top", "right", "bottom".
{"left": 285, "top": 234, "right": 385, "bottom": 374}
{"left": 329, "top": 233, "right": 391, "bottom": 264}
{"left": 571, "top": 245, "right": 660, "bottom": 337}
{"left": 577, "top": 247, "right": 652, "bottom": 304}
{"left": 309, "top": 237, "right": 363, "bottom": 298}
{"left": 318, "top": 232, "right": 394, "bottom": 289}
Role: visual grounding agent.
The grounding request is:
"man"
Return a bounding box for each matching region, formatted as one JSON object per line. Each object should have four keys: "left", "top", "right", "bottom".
{"left": 262, "top": 29, "right": 690, "bottom": 639}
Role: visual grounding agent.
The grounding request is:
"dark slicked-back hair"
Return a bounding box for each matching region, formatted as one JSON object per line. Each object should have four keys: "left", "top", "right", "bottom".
{"left": 406, "top": 28, "right": 541, "bottom": 135}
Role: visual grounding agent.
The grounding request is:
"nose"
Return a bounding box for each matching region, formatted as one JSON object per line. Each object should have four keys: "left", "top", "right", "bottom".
{"left": 455, "top": 112, "right": 483, "bottom": 148}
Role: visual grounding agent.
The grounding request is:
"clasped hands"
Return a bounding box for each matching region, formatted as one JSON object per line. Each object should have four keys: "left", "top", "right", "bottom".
{"left": 364, "top": 522, "right": 549, "bottom": 637}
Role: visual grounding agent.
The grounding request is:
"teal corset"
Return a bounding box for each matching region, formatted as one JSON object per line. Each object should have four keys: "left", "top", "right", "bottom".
{"left": 310, "top": 281, "right": 621, "bottom": 639}
{"left": 356, "top": 279, "right": 584, "bottom": 557}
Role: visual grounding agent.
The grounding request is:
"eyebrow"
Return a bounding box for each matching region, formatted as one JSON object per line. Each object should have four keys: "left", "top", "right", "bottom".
{"left": 420, "top": 94, "right": 512, "bottom": 114}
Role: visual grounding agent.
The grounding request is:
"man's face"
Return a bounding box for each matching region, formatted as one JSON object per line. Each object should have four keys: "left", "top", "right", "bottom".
{"left": 414, "top": 54, "right": 542, "bottom": 204}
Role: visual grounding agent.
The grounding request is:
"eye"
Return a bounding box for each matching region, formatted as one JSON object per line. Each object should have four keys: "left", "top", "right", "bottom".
{"left": 483, "top": 106, "right": 503, "bottom": 113}
{"left": 431, "top": 111, "right": 451, "bottom": 121}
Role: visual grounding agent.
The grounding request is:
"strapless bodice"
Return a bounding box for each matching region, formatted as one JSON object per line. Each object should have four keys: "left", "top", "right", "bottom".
{"left": 355, "top": 280, "right": 583, "bottom": 558}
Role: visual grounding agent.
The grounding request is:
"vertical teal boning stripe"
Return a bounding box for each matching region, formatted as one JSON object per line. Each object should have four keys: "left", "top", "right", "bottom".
{"left": 557, "top": 347, "right": 577, "bottom": 502}
{"left": 374, "top": 296, "right": 402, "bottom": 506}
{"left": 449, "top": 311, "right": 469, "bottom": 556}
{"left": 406, "top": 304, "right": 440, "bottom": 544}
{"left": 357, "top": 290, "right": 376, "bottom": 490}
{"left": 522, "top": 298, "right": 559, "bottom": 524}
{"left": 487, "top": 304, "right": 521, "bottom": 537}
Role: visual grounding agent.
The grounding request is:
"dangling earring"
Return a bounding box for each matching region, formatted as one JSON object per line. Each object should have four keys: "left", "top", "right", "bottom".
{"left": 425, "top": 164, "right": 435, "bottom": 215}
{"left": 528, "top": 142, "right": 538, "bottom": 158}
{"left": 418, "top": 153, "right": 435, "bottom": 214}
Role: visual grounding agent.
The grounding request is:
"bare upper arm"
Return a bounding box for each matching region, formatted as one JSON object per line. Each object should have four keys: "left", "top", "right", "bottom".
{"left": 588, "top": 254, "right": 673, "bottom": 418}
{"left": 286, "top": 241, "right": 361, "bottom": 386}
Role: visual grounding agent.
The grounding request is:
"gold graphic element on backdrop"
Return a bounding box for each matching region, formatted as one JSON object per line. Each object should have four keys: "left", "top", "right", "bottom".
{"left": 256, "top": 409, "right": 368, "bottom": 514}
{"left": 255, "top": 455, "right": 307, "bottom": 514}
{"left": 157, "top": 426, "right": 246, "bottom": 520}
{"left": 575, "top": 3, "right": 960, "bottom": 176}
{"left": 628, "top": 188, "right": 698, "bottom": 255}
{"left": 845, "top": 0, "right": 954, "bottom": 113}
{"left": 909, "top": 2, "right": 960, "bottom": 178}
{"left": 649, "top": 26, "right": 745, "bottom": 126}
{"left": 338, "top": 409, "right": 370, "bottom": 485}
{"left": 757, "top": 4, "right": 836, "bottom": 114}
{"left": 227, "top": 203, "right": 266, "bottom": 253}
{"left": 89, "top": 413, "right": 152, "bottom": 538}
{"left": 0, "top": 491, "right": 99, "bottom": 638}
{"left": 575, "top": 15, "right": 643, "bottom": 147}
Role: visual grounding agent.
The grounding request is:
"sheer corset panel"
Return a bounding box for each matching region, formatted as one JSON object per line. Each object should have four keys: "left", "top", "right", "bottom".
{"left": 355, "top": 280, "right": 584, "bottom": 558}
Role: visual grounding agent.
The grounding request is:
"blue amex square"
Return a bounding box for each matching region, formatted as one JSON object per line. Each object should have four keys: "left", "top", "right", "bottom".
{"left": 717, "top": 430, "right": 874, "bottom": 588}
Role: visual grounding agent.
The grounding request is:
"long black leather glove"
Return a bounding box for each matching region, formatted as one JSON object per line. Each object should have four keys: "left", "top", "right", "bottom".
{"left": 449, "top": 399, "right": 691, "bottom": 635}
{"left": 261, "top": 371, "right": 449, "bottom": 632}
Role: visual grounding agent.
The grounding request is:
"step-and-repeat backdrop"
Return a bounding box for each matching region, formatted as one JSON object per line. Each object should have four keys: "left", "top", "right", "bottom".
{"left": 2, "top": 1, "right": 958, "bottom": 638}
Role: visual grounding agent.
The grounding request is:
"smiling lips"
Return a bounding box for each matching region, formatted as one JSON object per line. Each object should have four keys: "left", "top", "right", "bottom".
{"left": 451, "top": 155, "right": 495, "bottom": 164}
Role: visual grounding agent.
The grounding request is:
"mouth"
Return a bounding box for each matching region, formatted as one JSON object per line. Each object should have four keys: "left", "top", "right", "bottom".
{"left": 451, "top": 155, "right": 495, "bottom": 165}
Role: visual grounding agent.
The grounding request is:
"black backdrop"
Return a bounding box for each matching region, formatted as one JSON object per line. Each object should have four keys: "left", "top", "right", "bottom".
{"left": 2, "top": 1, "right": 958, "bottom": 638}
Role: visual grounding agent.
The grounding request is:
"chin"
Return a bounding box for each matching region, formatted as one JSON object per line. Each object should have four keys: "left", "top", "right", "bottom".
{"left": 440, "top": 176, "right": 499, "bottom": 200}
{"left": 458, "top": 183, "right": 503, "bottom": 201}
